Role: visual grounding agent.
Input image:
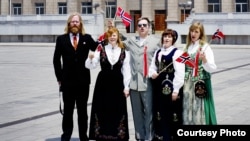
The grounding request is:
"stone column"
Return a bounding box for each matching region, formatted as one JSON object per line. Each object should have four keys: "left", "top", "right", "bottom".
{"left": 141, "top": 0, "right": 152, "bottom": 20}
{"left": 46, "top": 0, "right": 56, "bottom": 15}
{"left": 23, "top": 0, "right": 31, "bottom": 15}
{"left": 67, "top": 0, "right": 78, "bottom": 14}
{"left": 167, "top": 0, "right": 179, "bottom": 23}
{"left": 221, "top": 0, "right": 234, "bottom": 13}
{"left": 1, "top": 0, "right": 9, "bottom": 15}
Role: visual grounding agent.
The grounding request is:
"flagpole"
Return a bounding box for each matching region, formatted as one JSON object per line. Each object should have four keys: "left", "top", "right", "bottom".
{"left": 201, "top": 37, "right": 213, "bottom": 53}
{"left": 112, "top": 7, "right": 118, "bottom": 27}
{"left": 208, "top": 38, "right": 213, "bottom": 44}
{"left": 112, "top": 14, "right": 117, "bottom": 26}
{"left": 158, "top": 62, "right": 173, "bottom": 75}
{"left": 202, "top": 29, "right": 224, "bottom": 53}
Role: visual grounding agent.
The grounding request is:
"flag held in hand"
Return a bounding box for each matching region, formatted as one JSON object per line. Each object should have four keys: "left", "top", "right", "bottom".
{"left": 98, "top": 33, "right": 105, "bottom": 43}
{"left": 116, "top": 6, "right": 132, "bottom": 27}
{"left": 212, "top": 29, "right": 224, "bottom": 40}
{"left": 176, "top": 52, "right": 200, "bottom": 77}
{"left": 175, "top": 52, "right": 195, "bottom": 68}
{"left": 97, "top": 44, "right": 103, "bottom": 52}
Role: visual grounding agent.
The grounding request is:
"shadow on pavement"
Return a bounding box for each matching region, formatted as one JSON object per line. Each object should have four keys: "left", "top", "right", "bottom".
{"left": 45, "top": 137, "right": 79, "bottom": 141}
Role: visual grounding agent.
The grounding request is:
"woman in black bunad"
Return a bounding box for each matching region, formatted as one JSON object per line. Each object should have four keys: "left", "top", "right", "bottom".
{"left": 85, "top": 27, "right": 131, "bottom": 141}
{"left": 149, "top": 29, "right": 185, "bottom": 141}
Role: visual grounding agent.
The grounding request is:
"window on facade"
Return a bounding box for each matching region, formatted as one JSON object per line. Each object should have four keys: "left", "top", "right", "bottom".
{"left": 105, "top": 1, "right": 116, "bottom": 18}
{"left": 81, "top": 1, "right": 92, "bottom": 14}
{"left": 13, "top": 3, "right": 22, "bottom": 15}
{"left": 235, "top": 0, "right": 249, "bottom": 12}
{"left": 58, "top": 2, "right": 67, "bottom": 14}
{"left": 208, "top": 0, "right": 221, "bottom": 12}
{"left": 35, "top": 3, "right": 44, "bottom": 15}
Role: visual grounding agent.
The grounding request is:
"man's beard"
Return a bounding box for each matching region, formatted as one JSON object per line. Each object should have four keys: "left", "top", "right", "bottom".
{"left": 70, "top": 26, "right": 80, "bottom": 35}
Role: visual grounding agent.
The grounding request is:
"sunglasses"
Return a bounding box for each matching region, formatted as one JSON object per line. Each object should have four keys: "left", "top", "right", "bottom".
{"left": 138, "top": 24, "right": 147, "bottom": 28}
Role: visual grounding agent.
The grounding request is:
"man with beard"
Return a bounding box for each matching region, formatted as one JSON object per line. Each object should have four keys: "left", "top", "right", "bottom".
{"left": 53, "top": 12, "right": 98, "bottom": 141}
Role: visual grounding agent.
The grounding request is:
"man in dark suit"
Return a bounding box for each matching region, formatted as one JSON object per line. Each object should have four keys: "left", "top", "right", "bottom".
{"left": 53, "top": 12, "right": 98, "bottom": 141}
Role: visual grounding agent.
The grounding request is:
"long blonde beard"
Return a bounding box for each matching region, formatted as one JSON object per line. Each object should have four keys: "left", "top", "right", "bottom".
{"left": 70, "top": 27, "right": 79, "bottom": 35}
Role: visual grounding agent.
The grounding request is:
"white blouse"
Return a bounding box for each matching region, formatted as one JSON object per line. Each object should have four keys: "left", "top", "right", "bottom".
{"left": 149, "top": 46, "right": 185, "bottom": 93}
{"left": 85, "top": 43, "right": 131, "bottom": 91}
{"left": 187, "top": 40, "right": 217, "bottom": 73}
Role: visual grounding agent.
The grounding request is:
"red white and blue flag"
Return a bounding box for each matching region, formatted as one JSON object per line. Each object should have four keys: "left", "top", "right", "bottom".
{"left": 176, "top": 52, "right": 195, "bottom": 68}
{"left": 176, "top": 52, "right": 201, "bottom": 77}
{"left": 98, "top": 33, "right": 105, "bottom": 43}
{"left": 116, "top": 7, "right": 132, "bottom": 27}
{"left": 96, "top": 43, "right": 103, "bottom": 52}
{"left": 212, "top": 29, "right": 225, "bottom": 40}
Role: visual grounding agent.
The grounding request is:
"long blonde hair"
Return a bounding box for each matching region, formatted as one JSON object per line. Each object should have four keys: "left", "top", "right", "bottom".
{"left": 104, "top": 27, "right": 124, "bottom": 48}
{"left": 185, "top": 21, "right": 207, "bottom": 49}
{"left": 64, "top": 12, "right": 85, "bottom": 34}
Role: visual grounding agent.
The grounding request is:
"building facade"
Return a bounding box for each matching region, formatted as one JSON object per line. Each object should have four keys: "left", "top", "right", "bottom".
{"left": 0, "top": 0, "right": 250, "bottom": 44}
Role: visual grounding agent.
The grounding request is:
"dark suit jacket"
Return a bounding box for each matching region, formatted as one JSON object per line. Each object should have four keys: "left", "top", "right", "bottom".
{"left": 53, "top": 33, "right": 98, "bottom": 88}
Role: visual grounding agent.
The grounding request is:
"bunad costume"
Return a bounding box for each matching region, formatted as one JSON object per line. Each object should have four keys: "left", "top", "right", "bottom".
{"left": 86, "top": 43, "right": 131, "bottom": 141}
{"left": 149, "top": 46, "right": 185, "bottom": 141}
{"left": 183, "top": 40, "right": 217, "bottom": 125}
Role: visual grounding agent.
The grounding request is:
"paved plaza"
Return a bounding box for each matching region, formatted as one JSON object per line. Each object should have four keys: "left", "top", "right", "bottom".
{"left": 0, "top": 43, "right": 250, "bottom": 141}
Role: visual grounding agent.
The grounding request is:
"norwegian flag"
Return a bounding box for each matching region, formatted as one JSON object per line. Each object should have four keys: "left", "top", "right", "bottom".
{"left": 116, "top": 7, "right": 132, "bottom": 27}
{"left": 212, "top": 29, "right": 224, "bottom": 40}
{"left": 98, "top": 33, "right": 105, "bottom": 43}
{"left": 96, "top": 44, "right": 103, "bottom": 52}
{"left": 176, "top": 52, "right": 195, "bottom": 68}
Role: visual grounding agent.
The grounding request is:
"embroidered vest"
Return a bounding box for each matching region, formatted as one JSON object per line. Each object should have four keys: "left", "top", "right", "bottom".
{"left": 184, "top": 46, "right": 211, "bottom": 81}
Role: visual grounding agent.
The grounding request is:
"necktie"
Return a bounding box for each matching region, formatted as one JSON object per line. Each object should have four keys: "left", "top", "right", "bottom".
{"left": 73, "top": 35, "right": 78, "bottom": 50}
{"left": 143, "top": 46, "right": 148, "bottom": 77}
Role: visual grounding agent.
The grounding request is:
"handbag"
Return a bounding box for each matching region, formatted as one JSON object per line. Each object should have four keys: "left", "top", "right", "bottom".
{"left": 194, "top": 79, "right": 207, "bottom": 98}
{"left": 161, "top": 78, "right": 173, "bottom": 95}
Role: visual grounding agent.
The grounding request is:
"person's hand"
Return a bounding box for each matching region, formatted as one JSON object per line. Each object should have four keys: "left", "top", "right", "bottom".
{"left": 88, "top": 52, "right": 94, "bottom": 59}
{"left": 151, "top": 72, "right": 159, "bottom": 79}
{"left": 172, "top": 92, "right": 179, "bottom": 101}
{"left": 199, "top": 52, "right": 207, "bottom": 63}
{"left": 58, "top": 81, "right": 62, "bottom": 91}
{"left": 124, "top": 90, "right": 130, "bottom": 98}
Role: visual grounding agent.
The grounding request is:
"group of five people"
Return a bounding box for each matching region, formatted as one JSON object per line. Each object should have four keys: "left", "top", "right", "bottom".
{"left": 53, "top": 12, "right": 217, "bottom": 141}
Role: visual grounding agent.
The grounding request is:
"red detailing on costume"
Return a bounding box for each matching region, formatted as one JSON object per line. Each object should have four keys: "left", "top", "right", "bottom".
{"left": 143, "top": 46, "right": 148, "bottom": 77}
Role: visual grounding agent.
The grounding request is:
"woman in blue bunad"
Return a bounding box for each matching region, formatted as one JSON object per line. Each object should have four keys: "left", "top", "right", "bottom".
{"left": 85, "top": 27, "right": 131, "bottom": 141}
{"left": 183, "top": 21, "right": 217, "bottom": 125}
{"left": 149, "top": 29, "right": 185, "bottom": 141}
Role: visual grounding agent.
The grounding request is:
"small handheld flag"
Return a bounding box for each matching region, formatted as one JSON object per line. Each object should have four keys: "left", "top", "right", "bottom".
{"left": 97, "top": 44, "right": 103, "bottom": 52}
{"left": 212, "top": 29, "right": 224, "bottom": 40}
{"left": 175, "top": 52, "right": 195, "bottom": 68}
{"left": 116, "top": 7, "right": 132, "bottom": 27}
{"left": 98, "top": 33, "right": 105, "bottom": 43}
{"left": 205, "top": 29, "right": 225, "bottom": 52}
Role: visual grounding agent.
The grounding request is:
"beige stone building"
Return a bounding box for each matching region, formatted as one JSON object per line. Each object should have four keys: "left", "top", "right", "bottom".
{"left": 1, "top": 0, "right": 249, "bottom": 31}
{"left": 0, "top": 0, "right": 250, "bottom": 44}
